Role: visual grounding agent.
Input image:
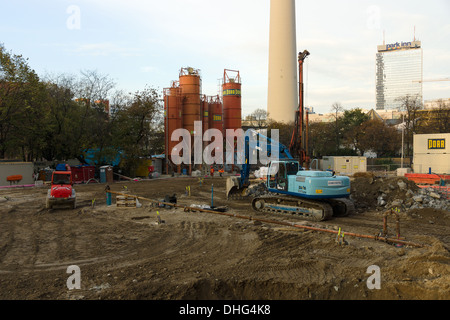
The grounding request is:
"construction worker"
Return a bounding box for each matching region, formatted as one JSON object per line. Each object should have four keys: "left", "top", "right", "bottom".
{"left": 210, "top": 166, "right": 214, "bottom": 178}
{"left": 219, "top": 167, "right": 225, "bottom": 177}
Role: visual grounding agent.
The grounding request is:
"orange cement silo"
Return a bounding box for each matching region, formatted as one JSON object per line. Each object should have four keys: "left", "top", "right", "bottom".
{"left": 208, "top": 95, "right": 223, "bottom": 136}
{"left": 222, "top": 69, "right": 242, "bottom": 132}
{"left": 179, "top": 67, "right": 201, "bottom": 136}
{"left": 163, "top": 82, "right": 182, "bottom": 162}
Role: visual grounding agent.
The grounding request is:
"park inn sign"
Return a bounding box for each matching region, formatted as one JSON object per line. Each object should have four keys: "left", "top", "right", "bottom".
{"left": 377, "top": 40, "right": 421, "bottom": 52}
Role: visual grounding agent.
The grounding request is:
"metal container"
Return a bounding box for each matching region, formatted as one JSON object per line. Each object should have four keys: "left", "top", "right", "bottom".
{"left": 179, "top": 67, "right": 201, "bottom": 136}
{"left": 222, "top": 69, "right": 242, "bottom": 132}
{"left": 413, "top": 133, "right": 450, "bottom": 174}
{"left": 70, "top": 165, "right": 96, "bottom": 184}
{"left": 322, "top": 156, "right": 367, "bottom": 175}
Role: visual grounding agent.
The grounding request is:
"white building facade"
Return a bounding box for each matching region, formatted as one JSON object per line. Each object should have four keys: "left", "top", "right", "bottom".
{"left": 376, "top": 41, "right": 423, "bottom": 111}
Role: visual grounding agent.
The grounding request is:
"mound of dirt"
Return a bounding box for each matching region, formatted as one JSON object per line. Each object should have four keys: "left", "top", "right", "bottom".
{"left": 351, "top": 175, "right": 417, "bottom": 210}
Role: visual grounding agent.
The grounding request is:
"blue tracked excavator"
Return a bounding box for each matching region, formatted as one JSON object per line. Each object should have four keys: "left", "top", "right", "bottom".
{"left": 250, "top": 160, "right": 355, "bottom": 221}
{"left": 225, "top": 139, "right": 354, "bottom": 221}
{"left": 226, "top": 50, "right": 355, "bottom": 221}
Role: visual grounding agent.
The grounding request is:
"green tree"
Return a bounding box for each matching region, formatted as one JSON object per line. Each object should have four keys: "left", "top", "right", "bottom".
{"left": 15, "top": 80, "right": 50, "bottom": 161}
{"left": 357, "top": 120, "right": 401, "bottom": 157}
{"left": 0, "top": 43, "right": 47, "bottom": 160}
{"left": 341, "top": 108, "right": 370, "bottom": 155}
{"left": 112, "top": 86, "right": 163, "bottom": 175}
{"left": 42, "top": 73, "right": 91, "bottom": 161}
{"left": 308, "top": 121, "right": 335, "bottom": 157}
{"left": 1, "top": 45, "right": 164, "bottom": 166}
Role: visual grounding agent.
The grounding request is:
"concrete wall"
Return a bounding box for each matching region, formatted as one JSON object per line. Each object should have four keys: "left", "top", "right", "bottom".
{"left": 0, "top": 162, "right": 35, "bottom": 187}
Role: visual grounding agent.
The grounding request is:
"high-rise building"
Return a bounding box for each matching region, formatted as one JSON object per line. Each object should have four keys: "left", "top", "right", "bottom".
{"left": 376, "top": 40, "right": 423, "bottom": 110}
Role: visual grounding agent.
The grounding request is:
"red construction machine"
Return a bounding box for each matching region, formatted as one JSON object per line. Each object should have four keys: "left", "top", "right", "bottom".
{"left": 46, "top": 170, "right": 77, "bottom": 209}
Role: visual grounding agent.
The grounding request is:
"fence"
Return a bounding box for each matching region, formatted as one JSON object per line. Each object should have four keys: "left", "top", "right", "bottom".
{"left": 367, "top": 164, "right": 411, "bottom": 173}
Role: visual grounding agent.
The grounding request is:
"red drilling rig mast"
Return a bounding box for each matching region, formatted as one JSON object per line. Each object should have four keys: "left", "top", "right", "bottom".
{"left": 290, "top": 50, "right": 310, "bottom": 167}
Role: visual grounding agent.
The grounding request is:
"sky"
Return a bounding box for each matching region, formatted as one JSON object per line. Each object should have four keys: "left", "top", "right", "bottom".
{"left": 1, "top": 0, "right": 449, "bottom": 116}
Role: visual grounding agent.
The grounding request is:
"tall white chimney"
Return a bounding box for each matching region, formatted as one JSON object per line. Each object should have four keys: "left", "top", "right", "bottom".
{"left": 267, "top": 0, "right": 298, "bottom": 123}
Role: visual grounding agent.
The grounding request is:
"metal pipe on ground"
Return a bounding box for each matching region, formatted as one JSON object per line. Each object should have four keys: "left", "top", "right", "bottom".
{"left": 106, "top": 191, "right": 427, "bottom": 248}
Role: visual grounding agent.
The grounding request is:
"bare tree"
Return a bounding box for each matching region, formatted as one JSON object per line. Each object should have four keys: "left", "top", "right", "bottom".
{"left": 77, "top": 69, "right": 116, "bottom": 104}
{"left": 433, "top": 99, "right": 450, "bottom": 133}
{"left": 396, "top": 95, "right": 422, "bottom": 158}
{"left": 330, "top": 102, "right": 344, "bottom": 154}
{"left": 248, "top": 108, "right": 269, "bottom": 129}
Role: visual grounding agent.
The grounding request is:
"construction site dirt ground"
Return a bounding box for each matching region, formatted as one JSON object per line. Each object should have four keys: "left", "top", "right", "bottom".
{"left": 0, "top": 175, "right": 449, "bottom": 300}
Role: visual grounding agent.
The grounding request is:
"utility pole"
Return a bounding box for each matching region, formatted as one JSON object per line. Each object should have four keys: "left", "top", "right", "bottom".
{"left": 290, "top": 50, "right": 310, "bottom": 166}
{"left": 401, "top": 114, "right": 404, "bottom": 168}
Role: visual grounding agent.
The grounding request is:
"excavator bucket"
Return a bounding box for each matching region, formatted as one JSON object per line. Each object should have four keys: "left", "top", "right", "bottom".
{"left": 226, "top": 176, "right": 249, "bottom": 200}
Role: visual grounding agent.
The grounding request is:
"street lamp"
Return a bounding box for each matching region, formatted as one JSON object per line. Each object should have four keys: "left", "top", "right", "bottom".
{"left": 401, "top": 114, "right": 404, "bottom": 168}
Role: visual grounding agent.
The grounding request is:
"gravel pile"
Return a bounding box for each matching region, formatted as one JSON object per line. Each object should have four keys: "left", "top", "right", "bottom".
{"left": 351, "top": 173, "right": 449, "bottom": 212}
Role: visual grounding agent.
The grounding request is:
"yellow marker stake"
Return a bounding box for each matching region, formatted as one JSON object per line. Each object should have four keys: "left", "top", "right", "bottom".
{"left": 157, "top": 211, "right": 162, "bottom": 224}
{"left": 336, "top": 227, "right": 341, "bottom": 243}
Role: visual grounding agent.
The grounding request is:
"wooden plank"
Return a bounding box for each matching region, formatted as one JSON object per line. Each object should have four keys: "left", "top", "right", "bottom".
{"left": 117, "top": 201, "right": 136, "bottom": 205}
{"left": 117, "top": 202, "right": 136, "bottom": 207}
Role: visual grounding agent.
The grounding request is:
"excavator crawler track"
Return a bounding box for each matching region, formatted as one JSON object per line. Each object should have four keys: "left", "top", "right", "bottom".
{"left": 324, "top": 198, "right": 355, "bottom": 217}
{"left": 252, "top": 194, "right": 334, "bottom": 222}
{"left": 252, "top": 194, "right": 355, "bottom": 222}
{"left": 227, "top": 192, "right": 250, "bottom": 201}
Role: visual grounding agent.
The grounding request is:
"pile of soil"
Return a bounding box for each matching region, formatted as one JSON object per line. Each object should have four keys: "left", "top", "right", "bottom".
{"left": 351, "top": 173, "right": 418, "bottom": 211}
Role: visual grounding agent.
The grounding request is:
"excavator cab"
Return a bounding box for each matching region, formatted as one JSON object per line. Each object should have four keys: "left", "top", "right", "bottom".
{"left": 268, "top": 160, "right": 300, "bottom": 191}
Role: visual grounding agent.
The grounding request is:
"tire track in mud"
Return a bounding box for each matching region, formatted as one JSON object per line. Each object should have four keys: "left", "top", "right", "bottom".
{"left": 8, "top": 209, "right": 35, "bottom": 267}
{"left": 0, "top": 207, "right": 150, "bottom": 273}
{"left": 140, "top": 219, "right": 263, "bottom": 279}
{"left": 30, "top": 213, "right": 42, "bottom": 266}
{"left": 230, "top": 226, "right": 374, "bottom": 289}
{"left": 0, "top": 208, "right": 58, "bottom": 271}
{"left": 73, "top": 220, "right": 209, "bottom": 276}
{"left": 236, "top": 229, "right": 324, "bottom": 284}
{"left": 0, "top": 207, "right": 17, "bottom": 266}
